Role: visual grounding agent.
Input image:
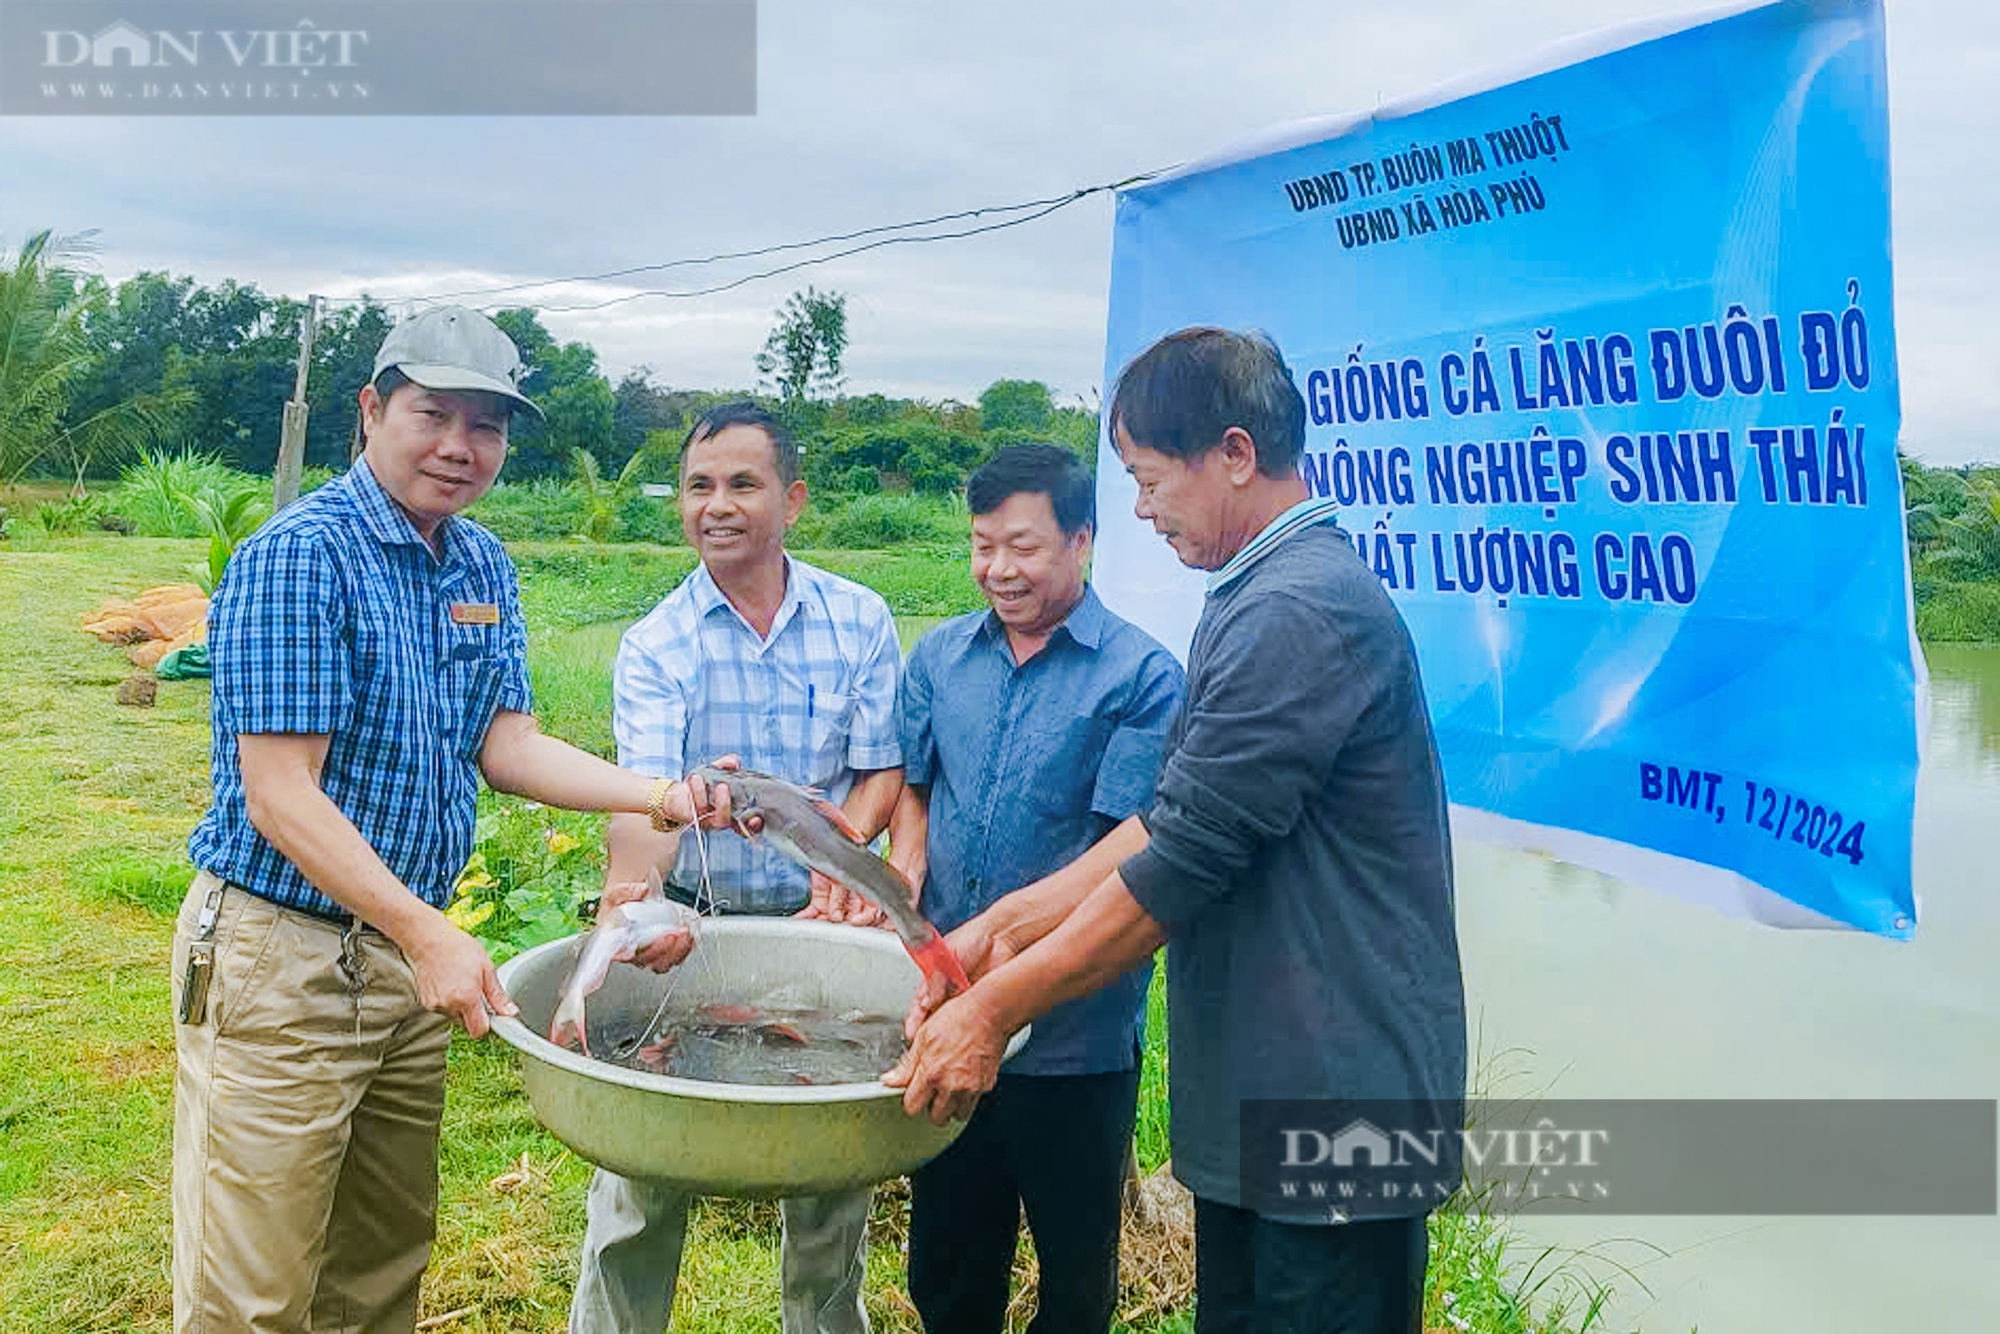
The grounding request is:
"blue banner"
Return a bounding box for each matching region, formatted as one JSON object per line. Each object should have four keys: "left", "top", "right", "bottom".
{"left": 1093, "top": 0, "right": 1920, "bottom": 936}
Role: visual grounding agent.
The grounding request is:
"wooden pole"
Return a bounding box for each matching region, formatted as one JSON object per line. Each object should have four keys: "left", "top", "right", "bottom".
{"left": 273, "top": 294, "right": 321, "bottom": 510}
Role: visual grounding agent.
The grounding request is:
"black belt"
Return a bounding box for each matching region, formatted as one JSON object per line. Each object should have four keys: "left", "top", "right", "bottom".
{"left": 225, "top": 880, "right": 385, "bottom": 932}
{"left": 661, "top": 877, "right": 804, "bottom": 918}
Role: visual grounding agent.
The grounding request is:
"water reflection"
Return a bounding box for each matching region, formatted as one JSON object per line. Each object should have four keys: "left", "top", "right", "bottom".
{"left": 1539, "top": 854, "right": 1629, "bottom": 910}
{"left": 1457, "top": 639, "right": 2000, "bottom": 1333}
{"left": 1923, "top": 644, "right": 2000, "bottom": 784}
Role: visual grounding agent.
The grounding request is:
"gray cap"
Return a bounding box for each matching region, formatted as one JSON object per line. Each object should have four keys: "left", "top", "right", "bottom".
{"left": 371, "top": 305, "right": 544, "bottom": 421}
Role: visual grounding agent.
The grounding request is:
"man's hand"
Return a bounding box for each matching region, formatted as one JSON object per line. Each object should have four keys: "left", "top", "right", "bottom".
{"left": 795, "top": 871, "right": 889, "bottom": 927}
{"left": 902, "top": 915, "right": 1013, "bottom": 1038}
{"left": 883, "top": 985, "right": 1010, "bottom": 1125}
{"left": 600, "top": 874, "right": 696, "bottom": 973}
{"left": 846, "top": 892, "right": 889, "bottom": 930}
{"left": 796, "top": 870, "right": 853, "bottom": 923}
{"left": 684, "top": 755, "right": 750, "bottom": 833}
{"left": 406, "top": 914, "right": 517, "bottom": 1038}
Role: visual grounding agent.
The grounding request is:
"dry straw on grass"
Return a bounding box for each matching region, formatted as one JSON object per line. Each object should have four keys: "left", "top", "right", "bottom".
{"left": 1114, "top": 1162, "right": 1197, "bottom": 1322}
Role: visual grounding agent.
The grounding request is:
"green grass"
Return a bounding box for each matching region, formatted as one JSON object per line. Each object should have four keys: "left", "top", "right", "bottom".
{"left": 1136, "top": 966, "right": 1170, "bottom": 1173}
{"left": 0, "top": 538, "right": 211, "bottom": 1330}
{"left": 0, "top": 533, "right": 1662, "bottom": 1332}
{"left": 509, "top": 541, "right": 982, "bottom": 631}
{"left": 532, "top": 621, "right": 626, "bottom": 759}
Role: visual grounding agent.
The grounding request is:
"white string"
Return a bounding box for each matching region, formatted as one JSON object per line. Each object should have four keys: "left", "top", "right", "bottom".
{"left": 611, "top": 812, "right": 725, "bottom": 1059}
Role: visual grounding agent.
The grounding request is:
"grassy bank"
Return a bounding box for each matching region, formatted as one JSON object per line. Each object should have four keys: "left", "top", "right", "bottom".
{"left": 1914, "top": 578, "right": 2000, "bottom": 642}
{"left": 1, "top": 534, "right": 1650, "bottom": 1332}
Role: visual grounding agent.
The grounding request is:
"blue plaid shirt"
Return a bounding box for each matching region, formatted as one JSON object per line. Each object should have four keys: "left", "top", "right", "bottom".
{"left": 614, "top": 557, "right": 902, "bottom": 913}
{"left": 189, "top": 461, "right": 533, "bottom": 919}
{"left": 901, "top": 587, "right": 1184, "bottom": 1074}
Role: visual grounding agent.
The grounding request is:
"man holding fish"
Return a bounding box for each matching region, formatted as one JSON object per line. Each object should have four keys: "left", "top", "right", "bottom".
{"left": 886, "top": 444, "right": 1184, "bottom": 1334}
{"left": 173, "top": 307, "right": 727, "bottom": 1334}
{"left": 570, "top": 402, "right": 904, "bottom": 1334}
{"left": 889, "top": 331, "right": 1467, "bottom": 1334}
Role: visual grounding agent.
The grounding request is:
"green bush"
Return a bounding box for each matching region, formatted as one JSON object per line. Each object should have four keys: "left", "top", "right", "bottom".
{"left": 28, "top": 493, "right": 107, "bottom": 535}
{"left": 816, "top": 493, "right": 961, "bottom": 549}
{"left": 183, "top": 487, "right": 271, "bottom": 593}
{"left": 1914, "top": 579, "right": 2000, "bottom": 642}
{"left": 447, "top": 799, "right": 607, "bottom": 961}
{"left": 618, "top": 491, "right": 678, "bottom": 544}
{"left": 467, "top": 478, "right": 592, "bottom": 541}
{"left": 116, "top": 450, "right": 265, "bottom": 538}
{"left": 837, "top": 465, "right": 880, "bottom": 495}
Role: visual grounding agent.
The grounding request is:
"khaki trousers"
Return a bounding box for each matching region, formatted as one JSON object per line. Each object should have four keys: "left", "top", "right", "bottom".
{"left": 171, "top": 872, "right": 451, "bottom": 1334}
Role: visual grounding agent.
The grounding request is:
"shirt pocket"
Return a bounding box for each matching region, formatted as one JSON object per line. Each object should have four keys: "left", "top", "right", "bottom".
{"left": 1022, "top": 712, "right": 1113, "bottom": 816}
{"left": 806, "top": 689, "right": 859, "bottom": 786}
{"left": 446, "top": 631, "right": 508, "bottom": 757}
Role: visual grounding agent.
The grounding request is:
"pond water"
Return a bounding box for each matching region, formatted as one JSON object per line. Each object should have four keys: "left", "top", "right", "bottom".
{"left": 1456, "top": 643, "right": 2000, "bottom": 1332}
{"left": 889, "top": 612, "right": 1996, "bottom": 1327}
{"left": 601, "top": 1001, "right": 909, "bottom": 1086}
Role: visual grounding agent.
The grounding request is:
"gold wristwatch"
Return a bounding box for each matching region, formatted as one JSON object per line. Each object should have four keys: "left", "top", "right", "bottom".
{"left": 647, "top": 777, "right": 687, "bottom": 833}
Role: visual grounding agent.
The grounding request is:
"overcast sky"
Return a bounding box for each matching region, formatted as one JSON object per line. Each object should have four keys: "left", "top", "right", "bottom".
{"left": 2, "top": 0, "right": 1991, "bottom": 464}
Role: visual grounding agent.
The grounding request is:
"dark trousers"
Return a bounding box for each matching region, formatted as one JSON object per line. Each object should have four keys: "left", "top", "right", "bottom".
{"left": 908, "top": 1067, "right": 1140, "bottom": 1334}
{"left": 1192, "top": 1199, "right": 1427, "bottom": 1334}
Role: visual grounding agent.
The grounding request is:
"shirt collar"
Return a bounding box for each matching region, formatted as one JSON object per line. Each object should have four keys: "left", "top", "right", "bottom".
{"left": 1206, "top": 495, "right": 1341, "bottom": 593}
{"left": 345, "top": 459, "right": 467, "bottom": 565}
{"left": 972, "top": 583, "right": 1105, "bottom": 654}
{"left": 691, "top": 555, "right": 809, "bottom": 643}
{"left": 1061, "top": 584, "right": 1107, "bottom": 650}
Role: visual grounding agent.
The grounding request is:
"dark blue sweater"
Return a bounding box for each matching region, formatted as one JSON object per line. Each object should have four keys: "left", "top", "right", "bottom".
{"left": 1120, "top": 524, "right": 1467, "bottom": 1220}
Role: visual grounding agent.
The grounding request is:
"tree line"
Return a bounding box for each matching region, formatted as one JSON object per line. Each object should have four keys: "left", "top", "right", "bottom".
{"left": 9, "top": 229, "right": 1988, "bottom": 576}
{"left": 0, "top": 231, "right": 1098, "bottom": 497}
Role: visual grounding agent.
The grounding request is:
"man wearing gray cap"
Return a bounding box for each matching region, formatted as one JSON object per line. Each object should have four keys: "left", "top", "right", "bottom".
{"left": 174, "top": 306, "right": 721, "bottom": 1334}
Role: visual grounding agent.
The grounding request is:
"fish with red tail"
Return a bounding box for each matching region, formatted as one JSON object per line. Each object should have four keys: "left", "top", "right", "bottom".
{"left": 691, "top": 765, "right": 972, "bottom": 997}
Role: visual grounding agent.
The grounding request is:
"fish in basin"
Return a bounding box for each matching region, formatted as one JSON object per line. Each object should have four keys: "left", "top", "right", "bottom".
{"left": 547, "top": 894, "right": 703, "bottom": 1056}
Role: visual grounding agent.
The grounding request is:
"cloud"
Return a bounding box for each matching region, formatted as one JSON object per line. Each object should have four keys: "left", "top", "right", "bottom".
{"left": 1, "top": 0, "right": 1989, "bottom": 462}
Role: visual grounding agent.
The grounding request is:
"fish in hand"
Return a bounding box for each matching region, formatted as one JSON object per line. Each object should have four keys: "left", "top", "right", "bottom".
{"left": 690, "top": 765, "right": 973, "bottom": 997}
{"left": 547, "top": 891, "right": 703, "bottom": 1056}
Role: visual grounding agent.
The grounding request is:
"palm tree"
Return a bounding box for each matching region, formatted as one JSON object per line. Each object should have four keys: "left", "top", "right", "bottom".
{"left": 0, "top": 229, "right": 184, "bottom": 489}
{"left": 1933, "top": 478, "right": 2000, "bottom": 582}
{"left": 571, "top": 443, "right": 666, "bottom": 543}
{"left": 177, "top": 484, "right": 271, "bottom": 593}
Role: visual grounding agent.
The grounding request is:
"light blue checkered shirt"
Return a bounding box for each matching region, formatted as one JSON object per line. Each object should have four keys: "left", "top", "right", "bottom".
{"left": 190, "top": 461, "right": 533, "bottom": 918}
{"left": 613, "top": 557, "right": 902, "bottom": 912}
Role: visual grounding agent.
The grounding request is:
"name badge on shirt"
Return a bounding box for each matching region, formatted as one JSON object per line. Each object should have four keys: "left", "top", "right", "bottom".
{"left": 449, "top": 602, "right": 500, "bottom": 626}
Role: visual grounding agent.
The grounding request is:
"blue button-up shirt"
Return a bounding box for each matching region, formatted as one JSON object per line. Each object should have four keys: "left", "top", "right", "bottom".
{"left": 613, "top": 557, "right": 903, "bottom": 913}
{"left": 901, "top": 586, "right": 1184, "bottom": 1075}
{"left": 190, "top": 461, "right": 533, "bottom": 919}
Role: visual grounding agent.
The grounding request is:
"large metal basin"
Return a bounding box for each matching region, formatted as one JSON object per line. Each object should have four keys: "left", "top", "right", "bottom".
{"left": 492, "top": 917, "right": 1025, "bottom": 1198}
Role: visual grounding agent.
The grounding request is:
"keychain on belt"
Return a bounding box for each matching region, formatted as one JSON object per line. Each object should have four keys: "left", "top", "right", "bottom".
{"left": 178, "top": 881, "right": 225, "bottom": 1025}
